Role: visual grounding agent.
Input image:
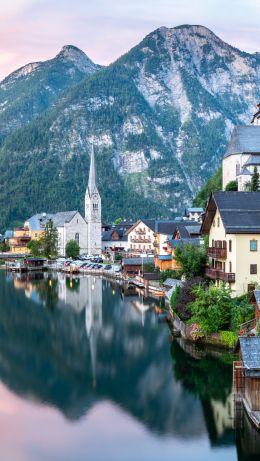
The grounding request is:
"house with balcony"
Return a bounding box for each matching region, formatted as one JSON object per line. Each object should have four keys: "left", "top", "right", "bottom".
{"left": 126, "top": 220, "right": 155, "bottom": 254}
{"left": 201, "top": 191, "right": 260, "bottom": 296}
{"left": 9, "top": 227, "right": 32, "bottom": 254}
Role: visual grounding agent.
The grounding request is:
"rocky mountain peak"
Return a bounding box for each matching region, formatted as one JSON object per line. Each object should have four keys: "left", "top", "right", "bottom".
{"left": 56, "top": 45, "right": 100, "bottom": 73}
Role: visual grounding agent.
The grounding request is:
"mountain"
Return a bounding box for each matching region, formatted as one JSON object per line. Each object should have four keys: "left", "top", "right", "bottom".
{"left": 0, "top": 25, "right": 260, "bottom": 229}
{"left": 0, "top": 45, "right": 101, "bottom": 141}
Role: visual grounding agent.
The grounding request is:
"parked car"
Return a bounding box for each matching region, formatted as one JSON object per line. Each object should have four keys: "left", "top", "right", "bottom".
{"left": 103, "top": 264, "right": 112, "bottom": 270}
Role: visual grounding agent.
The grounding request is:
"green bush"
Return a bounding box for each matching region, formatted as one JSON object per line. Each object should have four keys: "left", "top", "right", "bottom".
{"left": 230, "top": 299, "right": 254, "bottom": 332}
{"left": 220, "top": 331, "right": 238, "bottom": 348}
{"left": 190, "top": 283, "right": 233, "bottom": 333}
{"left": 174, "top": 243, "right": 206, "bottom": 279}
{"left": 225, "top": 180, "right": 238, "bottom": 191}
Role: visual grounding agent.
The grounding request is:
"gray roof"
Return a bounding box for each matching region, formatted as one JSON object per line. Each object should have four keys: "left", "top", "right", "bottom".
{"left": 206, "top": 192, "right": 260, "bottom": 234}
{"left": 224, "top": 126, "right": 260, "bottom": 159}
{"left": 52, "top": 211, "right": 78, "bottom": 227}
{"left": 244, "top": 155, "right": 260, "bottom": 166}
{"left": 240, "top": 337, "right": 260, "bottom": 377}
{"left": 4, "top": 230, "right": 14, "bottom": 239}
{"left": 142, "top": 220, "right": 156, "bottom": 232}
{"left": 102, "top": 229, "right": 128, "bottom": 242}
{"left": 168, "top": 238, "right": 201, "bottom": 248}
{"left": 155, "top": 220, "right": 177, "bottom": 234}
{"left": 163, "top": 278, "right": 183, "bottom": 288}
{"left": 123, "top": 257, "right": 154, "bottom": 266}
{"left": 26, "top": 211, "right": 78, "bottom": 230}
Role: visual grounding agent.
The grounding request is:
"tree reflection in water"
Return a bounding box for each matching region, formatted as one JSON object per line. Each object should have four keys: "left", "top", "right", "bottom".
{"left": 0, "top": 271, "right": 260, "bottom": 460}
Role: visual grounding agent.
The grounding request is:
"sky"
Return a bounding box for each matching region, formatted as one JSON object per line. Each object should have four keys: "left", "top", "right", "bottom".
{"left": 0, "top": 0, "right": 259, "bottom": 80}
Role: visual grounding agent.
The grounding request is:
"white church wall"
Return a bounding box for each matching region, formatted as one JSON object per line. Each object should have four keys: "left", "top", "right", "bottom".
{"left": 65, "top": 212, "right": 88, "bottom": 255}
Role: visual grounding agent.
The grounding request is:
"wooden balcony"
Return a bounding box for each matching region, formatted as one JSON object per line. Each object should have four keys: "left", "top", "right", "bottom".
{"left": 205, "top": 267, "right": 235, "bottom": 282}
{"left": 207, "top": 247, "right": 227, "bottom": 259}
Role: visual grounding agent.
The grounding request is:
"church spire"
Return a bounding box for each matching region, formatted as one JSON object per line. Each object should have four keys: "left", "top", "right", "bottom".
{"left": 87, "top": 145, "right": 98, "bottom": 196}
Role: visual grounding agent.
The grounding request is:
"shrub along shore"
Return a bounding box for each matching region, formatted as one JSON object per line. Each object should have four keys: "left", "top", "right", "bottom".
{"left": 164, "top": 240, "right": 256, "bottom": 350}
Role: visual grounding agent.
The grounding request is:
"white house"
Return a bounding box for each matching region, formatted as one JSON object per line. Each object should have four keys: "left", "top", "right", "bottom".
{"left": 126, "top": 220, "right": 156, "bottom": 254}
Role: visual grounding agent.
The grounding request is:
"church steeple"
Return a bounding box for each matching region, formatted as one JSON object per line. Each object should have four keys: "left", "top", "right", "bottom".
{"left": 87, "top": 145, "right": 99, "bottom": 196}
{"left": 85, "top": 145, "right": 102, "bottom": 255}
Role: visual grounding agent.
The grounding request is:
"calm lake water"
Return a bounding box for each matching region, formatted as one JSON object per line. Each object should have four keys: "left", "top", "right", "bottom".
{"left": 0, "top": 270, "right": 258, "bottom": 461}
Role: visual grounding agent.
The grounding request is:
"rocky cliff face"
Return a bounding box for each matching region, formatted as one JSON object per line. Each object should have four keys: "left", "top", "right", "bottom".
{"left": 0, "top": 45, "right": 101, "bottom": 140}
{"left": 0, "top": 25, "right": 260, "bottom": 228}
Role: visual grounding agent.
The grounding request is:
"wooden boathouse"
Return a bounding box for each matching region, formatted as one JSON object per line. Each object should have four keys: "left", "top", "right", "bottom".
{"left": 234, "top": 337, "right": 260, "bottom": 429}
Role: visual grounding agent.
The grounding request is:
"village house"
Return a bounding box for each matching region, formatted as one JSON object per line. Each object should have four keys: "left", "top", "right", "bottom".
{"left": 222, "top": 104, "right": 260, "bottom": 191}
{"left": 9, "top": 227, "right": 33, "bottom": 254}
{"left": 126, "top": 220, "right": 155, "bottom": 254}
{"left": 154, "top": 221, "right": 201, "bottom": 271}
{"left": 183, "top": 207, "right": 204, "bottom": 222}
{"left": 201, "top": 191, "right": 260, "bottom": 297}
{"left": 102, "top": 228, "right": 128, "bottom": 252}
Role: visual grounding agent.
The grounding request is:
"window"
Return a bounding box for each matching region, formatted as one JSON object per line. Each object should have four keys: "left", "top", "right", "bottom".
{"left": 250, "top": 264, "right": 257, "bottom": 275}
{"left": 75, "top": 233, "right": 79, "bottom": 245}
{"left": 250, "top": 240, "right": 258, "bottom": 251}
{"left": 229, "top": 261, "right": 232, "bottom": 273}
{"left": 212, "top": 239, "right": 215, "bottom": 247}
{"left": 213, "top": 220, "right": 215, "bottom": 227}
{"left": 236, "top": 163, "right": 240, "bottom": 176}
{"left": 217, "top": 217, "right": 220, "bottom": 227}
{"left": 229, "top": 240, "right": 232, "bottom": 252}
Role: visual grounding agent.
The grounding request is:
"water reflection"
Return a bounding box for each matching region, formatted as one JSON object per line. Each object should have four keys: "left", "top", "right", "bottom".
{"left": 0, "top": 271, "right": 259, "bottom": 460}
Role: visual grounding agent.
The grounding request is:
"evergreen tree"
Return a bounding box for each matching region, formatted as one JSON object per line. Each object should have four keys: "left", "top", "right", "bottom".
{"left": 41, "top": 219, "right": 59, "bottom": 259}
{"left": 251, "top": 166, "right": 260, "bottom": 191}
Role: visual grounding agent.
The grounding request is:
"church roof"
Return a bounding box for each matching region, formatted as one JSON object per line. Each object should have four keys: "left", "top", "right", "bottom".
{"left": 87, "top": 146, "right": 99, "bottom": 196}
{"left": 224, "top": 126, "right": 260, "bottom": 159}
{"left": 244, "top": 155, "right": 260, "bottom": 166}
{"left": 240, "top": 167, "right": 252, "bottom": 176}
{"left": 26, "top": 211, "right": 78, "bottom": 230}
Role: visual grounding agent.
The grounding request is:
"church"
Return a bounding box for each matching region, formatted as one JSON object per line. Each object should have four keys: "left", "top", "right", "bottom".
{"left": 222, "top": 104, "right": 260, "bottom": 191}
{"left": 26, "top": 147, "right": 102, "bottom": 256}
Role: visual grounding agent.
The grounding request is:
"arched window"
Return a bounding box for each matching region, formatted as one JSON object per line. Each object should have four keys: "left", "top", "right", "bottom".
{"left": 75, "top": 233, "right": 79, "bottom": 245}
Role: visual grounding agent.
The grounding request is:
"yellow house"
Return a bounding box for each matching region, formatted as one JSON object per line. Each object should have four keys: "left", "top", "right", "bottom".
{"left": 201, "top": 191, "right": 260, "bottom": 297}
{"left": 9, "top": 227, "right": 31, "bottom": 254}
{"left": 9, "top": 226, "right": 44, "bottom": 254}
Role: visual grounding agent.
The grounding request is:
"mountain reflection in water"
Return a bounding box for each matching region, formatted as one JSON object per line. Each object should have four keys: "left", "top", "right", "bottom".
{"left": 0, "top": 271, "right": 258, "bottom": 461}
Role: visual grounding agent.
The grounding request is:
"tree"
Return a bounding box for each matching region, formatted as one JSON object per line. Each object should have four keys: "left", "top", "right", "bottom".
{"left": 65, "top": 240, "right": 80, "bottom": 259}
{"left": 225, "top": 180, "right": 238, "bottom": 191}
{"left": 40, "top": 219, "right": 59, "bottom": 259}
{"left": 27, "top": 239, "right": 42, "bottom": 256}
{"left": 251, "top": 166, "right": 260, "bottom": 191}
{"left": 143, "top": 262, "right": 155, "bottom": 273}
{"left": 0, "top": 241, "right": 10, "bottom": 252}
{"left": 174, "top": 243, "right": 206, "bottom": 279}
{"left": 113, "top": 218, "right": 122, "bottom": 225}
{"left": 190, "top": 283, "right": 234, "bottom": 333}
{"left": 170, "top": 277, "right": 204, "bottom": 321}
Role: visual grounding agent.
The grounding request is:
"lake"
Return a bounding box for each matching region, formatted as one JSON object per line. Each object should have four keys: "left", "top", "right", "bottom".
{"left": 0, "top": 270, "right": 258, "bottom": 461}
